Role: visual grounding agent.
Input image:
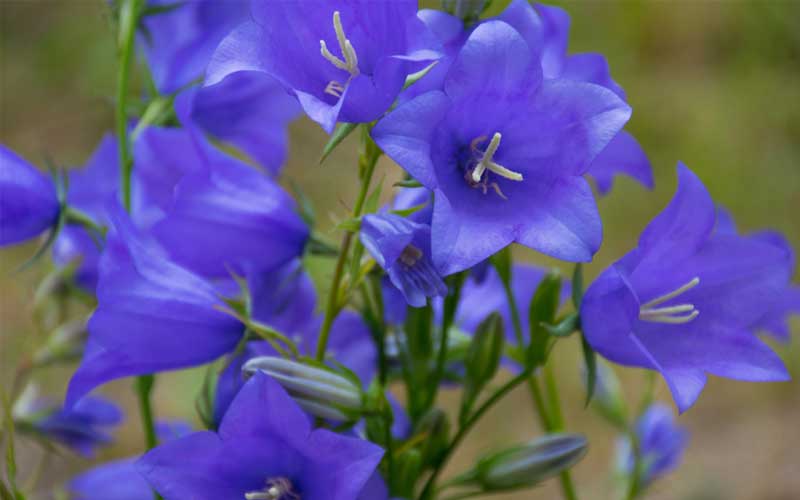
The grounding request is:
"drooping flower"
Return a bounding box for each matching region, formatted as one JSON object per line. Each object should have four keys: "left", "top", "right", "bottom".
{"left": 373, "top": 20, "right": 631, "bottom": 275}
{"left": 13, "top": 385, "right": 121, "bottom": 457}
{"left": 151, "top": 141, "right": 309, "bottom": 279}
{"left": 361, "top": 212, "right": 447, "bottom": 307}
{"left": 616, "top": 403, "right": 688, "bottom": 488}
{"left": 714, "top": 207, "right": 799, "bottom": 342}
{"left": 581, "top": 164, "right": 790, "bottom": 412}
{"left": 0, "top": 145, "right": 60, "bottom": 246}
{"left": 206, "top": 0, "right": 441, "bottom": 133}
{"left": 66, "top": 204, "right": 244, "bottom": 407}
{"left": 69, "top": 420, "right": 192, "bottom": 500}
{"left": 137, "top": 372, "right": 384, "bottom": 500}
{"left": 401, "top": 0, "right": 653, "bottom": 195}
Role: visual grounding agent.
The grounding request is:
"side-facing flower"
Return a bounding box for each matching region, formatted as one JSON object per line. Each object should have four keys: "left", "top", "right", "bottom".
{"left": 616, "top": 403, "right": 688, "bottom": 488}
{"left": 206, "top": 0, "right": 440, "bottom": 133}
{"left": 373, "top": 21, "right": 631, "bottom": 275}
{"left": 361, "top": 212, "right": 447, "bottom": 307}
{"left": 65, "top": 204, "right": 244, "bottom": 406}
{"left": 582, "top": 164, "right": 790, "bottom": 412}
{"left": 151, "top": 142, "right": 309, "bottom": 279}
{"left": 137, "top": 372, "right": 384, "bottom": 500}
{"left": 0, "top": 145, "right": 60, "bottom": 246}
{"left": 715, "top": 207, "right": 799, "bottom": 342}
{"left": 13, "top": 385, "right": 122, "bottom": 457}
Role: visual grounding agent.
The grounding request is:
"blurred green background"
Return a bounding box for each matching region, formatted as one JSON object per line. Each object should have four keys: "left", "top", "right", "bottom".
{"left": 1, "top": 1, "right": 799, "bottom": 499}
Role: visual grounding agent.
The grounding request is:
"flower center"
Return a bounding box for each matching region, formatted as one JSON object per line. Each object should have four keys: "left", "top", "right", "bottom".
{"left": 638, "top": 277, "right": 700, "bottom": 324}
{"left": 399, "top": 244, "right": 424, "bottom": 267}
{"left": 245, "top": 477, "right": 300, "bottom": 500}
{"left": 464, "top": 133, "right": 523, "bottom": 199}
{"left": 320, "top": 11, "right": 360, "bottom": 98}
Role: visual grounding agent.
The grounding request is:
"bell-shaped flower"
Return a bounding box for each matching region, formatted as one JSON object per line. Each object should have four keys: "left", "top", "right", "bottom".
{"left": 13, "top": 385, "right": 122, "bottom": 457}
{"left": 616, "top": 403, "right": 688, "bottom": 488}
{"left": 151, "top": 143, "right": 309, "bottom": 279}
{"left": 206, "top": 0, "right": 441, "bottom": 133}
{"left": 581, "top": 164, "right": 790, "bottom": 412}
{"left": 0, "top": 145, "right": 60, "bottom": 246}
{"left": 401, "top": 0, "right": 652, "bottom": 195}
{"left": 714, "top": 207, "right": 799, "bottom": 342}
{"left": 65, "top": 204, "right": 244, "bottom": 407}
{"left": 361, "top": 212, "right": 447, "bottom": 307}
{"left": 137, "top": 372, "right": 384, "bottom": 500}
{"left": 372, "top": 20, "right": 631, "bottom": 275}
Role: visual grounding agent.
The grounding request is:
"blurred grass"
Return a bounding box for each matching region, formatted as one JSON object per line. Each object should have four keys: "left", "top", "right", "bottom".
{"left": 1, "top": 1, "right": 799, "bottom": 499}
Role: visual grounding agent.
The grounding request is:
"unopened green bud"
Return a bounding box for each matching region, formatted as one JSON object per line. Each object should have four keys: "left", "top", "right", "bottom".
{"left": 470, "top": 434, "right": 588, "bottom": 491}
{"left": 465, "top": 313, "right": 504, "bottom": 390}
{"left": 33, "top": 317, "right": 88, "bottom": 367}
{"left": 415, "top": 408, "right": 451, "bottom": 468}
{"left": 584, "top": 360, "right": 627, "bottom": 428}
{"left": 243, "top": 356, "right": 363, "bottom": 421}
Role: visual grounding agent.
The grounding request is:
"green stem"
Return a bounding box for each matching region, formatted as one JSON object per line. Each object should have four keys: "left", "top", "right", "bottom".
{"left": 419, "top": 370, "right": 533, "bottom": 500}
{"left": 429, "top": 272, "right": 466, "bottom": 407}
{"left": 135, "top": 375, "right": 157, "bottom": 449}
{"left": 116, "top": 0, "right": 139, "bottom": 211}
{"left": 315, "top": 128, "right": 380, "bottom": 361}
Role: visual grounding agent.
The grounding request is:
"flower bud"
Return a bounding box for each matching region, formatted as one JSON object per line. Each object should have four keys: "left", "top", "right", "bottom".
{"left": 242, "top": 356, "right": 363, "bottom": 421}
{"left": 470, "top": 434, "right": 588, "bottom": 491}
{"left": 465, "top": 313, "right": 504, "bottom": 390}
{"left": 33, "top": 316, "right": 88, "bottom": 367}
{"left": 415, "top": 408, "right": 451, "bottom": 468}
{"left": 584, "top": 360, "right": 627, "bottom": 428}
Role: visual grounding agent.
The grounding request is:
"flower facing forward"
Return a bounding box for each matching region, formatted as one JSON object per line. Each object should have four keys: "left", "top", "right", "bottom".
{"left": 137, "top": 372, "right": 384, "bottom": 500}
{"left": 372, "top": 20, "right": 631, "bottom": 275}
{"left": 361, "top": 212, "right": 447, "bottom": 307}
{"left": 206, "top": 0, "right": 441, "bottom": 133}
{"left": 0, "top": 145, "right": 60, "bottom": 246}
{"left": 581, "top": 164, "right": 790, "bottom": 412}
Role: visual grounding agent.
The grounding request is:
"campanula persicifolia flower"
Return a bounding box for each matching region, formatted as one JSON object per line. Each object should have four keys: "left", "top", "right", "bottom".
{"left": 206, "top": 0, "right": 441, "bottom": 133}
{"left": 13, "top": 385, "right": 122, "bottom": 457}
{"left": 137, "top": 372, "right": 384, "bottom": 500}
{"left": 66, "top": 204, "right": 244, "bottom": 407}
{"left": 616, "top": 403, "right": 688, "bottom": 487}
{"left": 373, "top": 20, "right": 631, "bottom": 274}
{"left": 581, "top": 164, "right": 790, "bottom": 412}
{"left": 361, "top": 212, "right": 447, "bottom": 307}
{"left": 401, "top": 0, "right": 652, "bottom": 196}
{"left": 0, "top": 145, "right": 60, "bottom": 246}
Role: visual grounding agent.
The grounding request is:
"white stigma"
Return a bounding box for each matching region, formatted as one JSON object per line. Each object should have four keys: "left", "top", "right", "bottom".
{"left": 245, "top": 477, "right": 299, "bottom": 500}
{"left": 638, "top": 277, "right": 700, "bottom": 325}
{"left": 471, "top": 133, "right": 523, "bottom": 183}
{"left": 320, "top": 11, "right": 359, "bottom": 97}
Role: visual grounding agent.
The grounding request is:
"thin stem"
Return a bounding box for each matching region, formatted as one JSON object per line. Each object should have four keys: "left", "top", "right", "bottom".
{"left": 526, "top": 376, "right": 552, "bottom": 430}
{"left": 116, "top": 0, "right": 140, "bottom": 211}
{"left": 429, "top": 272, "right": 466, "bottom": 408}
{"left": 419, "top": 370, "right": 532, "bottom": 500}
{"left": 315, "top": 128, "right": 380, "bottom": 361}
{"left": 135, "top": 375, "right": 158, "bottom": 449}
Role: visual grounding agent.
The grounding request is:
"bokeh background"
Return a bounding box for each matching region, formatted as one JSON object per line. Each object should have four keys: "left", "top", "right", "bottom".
{"left": 1, "top": 1, "right": 799, "bottom": 499}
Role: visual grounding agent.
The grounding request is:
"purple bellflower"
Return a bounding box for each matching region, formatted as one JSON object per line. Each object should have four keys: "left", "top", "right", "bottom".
{"left": 0, "top": 145, "right": 60, "bottom": 246}
{"left": 616, "top": 403, "right": 689, "bottom": 487}
{"left": 13, "top": 386, "right": 122, "bottom": 458}
{"left": 581, "top": 164, "right": 790, "bottom": 412}
{"left": 206, "top": 0, "right": 441, "bottom": 133}
{"left": 361, "top": 212, "right": 447, "bottom": 307}
{"left": 137, "top": 372, "right": 384, "bottom": 500}
{"left": 66, "top": 204, "right": 244, "bottom": 407}
{"left": 151, "top": 142, "right": 309, "bottom": 279}
{"left": 402, "top": 0, "right": 652, "bottom": 196}
{"left": 715, "top": 207, "right": 799, "bottom": 342}
{"left": 373, "top": 20, "right": 631, "bottom": 275}
{"left": 69, "top": 420, "right": 192, "bottom": 500}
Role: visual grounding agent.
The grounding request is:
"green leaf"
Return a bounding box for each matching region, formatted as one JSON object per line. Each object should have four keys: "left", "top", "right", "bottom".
{"left": 571, "top": 263, "right": 584, "bottom": 309}
{"left": 393, "top": 179, "right": 423, "bottom": 188}
{"left": 527, "top": 271, "right": 563, "bottom": 366}
{"left": 334, "top": 216, "right": 362, "bottom": 233}
{"left": 364, "top": 175, "right": 385, "bottom": 215}
{"left": 490, "top": 246, "right": 512, "bottom": 287}
{"left": 320, "top": 122, "right": 357, "bottom": 164}
{"left": 390, "top": 202, "right": 427, "bottom": 218}
{"left": 541, "top": 312, "right": 579, "bottom": 338}
{"left": 580, "top": 333, "right": 598, "bottom": 407}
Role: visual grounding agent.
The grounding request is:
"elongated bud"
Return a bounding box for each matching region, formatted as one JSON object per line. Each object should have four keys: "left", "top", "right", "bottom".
{"left": 461, "top": 313, "right": 504, "bottom": 421}
{"left": 466, "top": 434, "right": 588, "bottom": 491}
{"left": 585, "top": 360, "right": 627, "bottom": 428}
{"left": 415, "top": 408, "right": 451, "bottom": 468}
{"left": 242, "top": 356, "right": 363, "bottom": 421}
{"left": 33, "top": 317, "right": 88, "bottom": 367}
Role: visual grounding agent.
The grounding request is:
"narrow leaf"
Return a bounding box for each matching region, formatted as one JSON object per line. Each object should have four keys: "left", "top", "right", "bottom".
{"left": 571, "top": 263, "right": 584, "bottom": 309}
{"left": 320, "top": 122, "right": 357, "bottom": 164}
{"left": 581, "top": 333, "right": 598, "bottom": 407}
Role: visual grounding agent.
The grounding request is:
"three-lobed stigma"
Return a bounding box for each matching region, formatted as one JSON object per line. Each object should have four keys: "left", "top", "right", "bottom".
{"left": 320, "top": 11, "right": 359, "bottom": 98}
{"left": 245, "top": 477, "right": 300, "bottom": 500}
{"left": 465, "top": 132, "right": 524, "bottom": 199}
{"left": 638, "top": 277, "right": 700, "bottom": 325}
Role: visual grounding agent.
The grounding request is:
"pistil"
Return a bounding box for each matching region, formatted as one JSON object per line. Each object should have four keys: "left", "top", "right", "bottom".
{"left": 470, "top": 133, "right": 523, "bottom": 184}
{"left": 244, "top": 477, "right": 300, "bottom": 500}
{"left": 320, "top": 11, "right": 359, "bottom": 98}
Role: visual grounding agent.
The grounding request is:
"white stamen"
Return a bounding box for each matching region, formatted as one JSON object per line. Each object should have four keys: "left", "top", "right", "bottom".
{"left": 320, "top": 11, "right": 359, "bottom": 76}
{"left": 638, "top": 277, "right": 701, "bottom": 325}
{"left": 471, "top": 133, "right": 523, "bottom": 183}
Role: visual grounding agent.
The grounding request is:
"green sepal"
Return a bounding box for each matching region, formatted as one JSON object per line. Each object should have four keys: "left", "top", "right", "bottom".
{"left": 320, "top": 122, "right": 358, "bottom": 164}
{"left": 402, "top": 61, "right": 439, "bottom": 90}
{"left": 541, "top": 312, "right": 580, "bottom": 338}
{"left": 580, "top": 333, "right": 598, "bottom": 407}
